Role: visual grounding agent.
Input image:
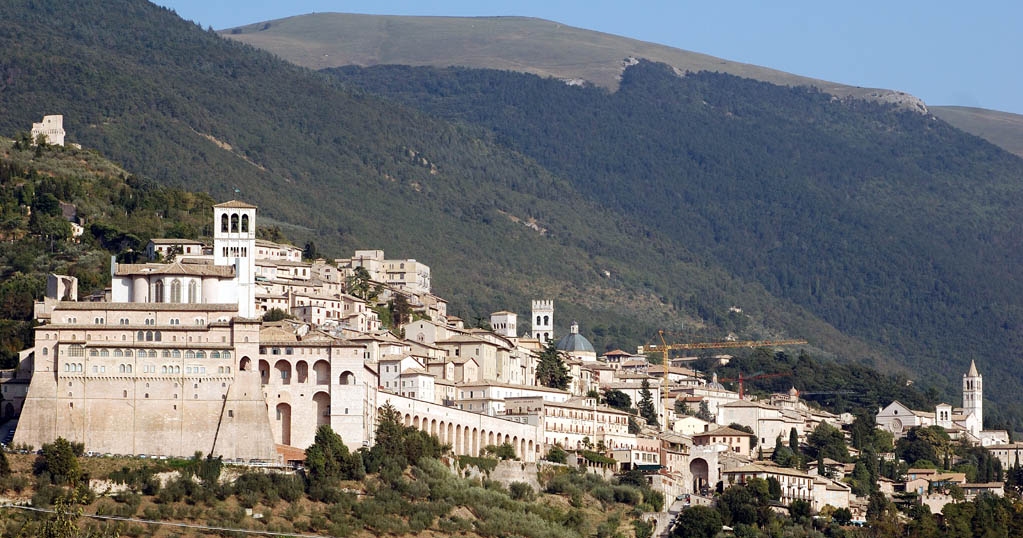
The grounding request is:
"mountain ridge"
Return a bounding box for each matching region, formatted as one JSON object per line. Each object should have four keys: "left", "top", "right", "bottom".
{"left": 220, "top": 12, "right": 1023, "bottom": 158}
{"left": 219, "top": 13, "right": 922, "bottom": 106}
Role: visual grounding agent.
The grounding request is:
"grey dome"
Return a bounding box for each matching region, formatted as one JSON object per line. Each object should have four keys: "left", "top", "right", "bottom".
{"left": 556, "top": 321, "right": 595, "bottom": 353}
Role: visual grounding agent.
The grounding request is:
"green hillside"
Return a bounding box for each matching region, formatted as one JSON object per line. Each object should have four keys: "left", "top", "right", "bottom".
{"left": 328, "top": 62, "right": 1023, "bottom": 428}
{"left": 0, "top": 134, "right": 216, "bottom": 365}
{"left": 221, "top": 13, "right": 1023, "bottom": 159}
{"left": 0, "top": 0, "right": 881, "bottom": 359}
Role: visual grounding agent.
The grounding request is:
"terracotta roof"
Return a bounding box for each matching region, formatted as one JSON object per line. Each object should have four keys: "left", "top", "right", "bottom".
{"left": 724, "top": 463, "right": 813, "bottom": 479}
{"left": 255, "top": 239, "right": 299, "bottom": 249}
{"left": 54, "top": 301, "right": 238, "bottom": 312}
{"left": 697, "top": 426, "right": 756, "bottom": 438}
{"left": 115, "top": 262, "right": 235, "bottom": 278}
{"left": 149, "top": 238, "right": 205, "bottom": 245}
{"left": 214, "top": 200, "right": 257, "bottom": 209}
{"left": 400, "top": 367, "right": 433, "bottom": 377}
{"left": 456, "top": 381, "right": 569, "bottom": 394}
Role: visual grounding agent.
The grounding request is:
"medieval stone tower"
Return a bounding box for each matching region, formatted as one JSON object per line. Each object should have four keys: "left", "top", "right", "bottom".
{"left": 531, "top": 300, "right": 553, "bottom": 343}
{"left": 963, "top": 359, "right": 982, "bottom": 432}
{"left": 213, "top": 201, "right": 257, "bottom": 318}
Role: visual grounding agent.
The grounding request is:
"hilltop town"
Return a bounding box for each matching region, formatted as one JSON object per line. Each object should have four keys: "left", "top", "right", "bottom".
{"left": 2, "top": 186, "right": 1018, "bottom": 534}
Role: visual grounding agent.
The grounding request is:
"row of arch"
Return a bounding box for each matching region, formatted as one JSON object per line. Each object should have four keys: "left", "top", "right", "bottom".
{"left": 256, "top": 359, "right": 355, "bottom": 386}
{"left": 152, "top": 279, "right": 198, "bottom": 304}
{"left": 398, "top": 410, "right": 536, "bottom": 461}
{"left": 220, "top": 213, "right": 250, "bottom": 233}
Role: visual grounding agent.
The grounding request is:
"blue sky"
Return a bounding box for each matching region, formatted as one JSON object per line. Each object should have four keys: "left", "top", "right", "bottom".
{"left": 156, "top": 0, "right": 1023, "bottom": 115}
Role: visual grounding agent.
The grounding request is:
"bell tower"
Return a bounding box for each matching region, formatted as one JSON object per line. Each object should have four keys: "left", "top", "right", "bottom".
{"left": 963, "top": 359, "right": 982, "bottom": 435}
{"left": 213, "top": 200, "right": 257, "bottom": 318}
{"left": 531, "top": 300, "right": 554, "bottom": 343}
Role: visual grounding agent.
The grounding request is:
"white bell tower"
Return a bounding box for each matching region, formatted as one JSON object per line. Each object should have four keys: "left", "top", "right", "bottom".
{"left": 531, "top": 300, "right": 553, "bottom": 343}
{"left": 213, "top": 200, "right": 257, "bottom": 318}
{"left": 963, "top": 359, "right": 982, "bottom": 435}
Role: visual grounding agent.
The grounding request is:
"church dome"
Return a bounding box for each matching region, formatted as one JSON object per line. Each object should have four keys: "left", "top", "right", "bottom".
{"left": 556, "top": 321, "right": 595, "bottom": 353}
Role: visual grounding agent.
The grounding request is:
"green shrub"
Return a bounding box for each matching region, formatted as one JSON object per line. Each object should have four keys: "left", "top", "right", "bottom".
{"left": 509, "top": 481, "right": 535, "bottom": 501}
{"left": 457, "top": 455, "right": 499, "bottom": 474}
{"left": 545, "top": 446, "right": 568, "bottom": 463}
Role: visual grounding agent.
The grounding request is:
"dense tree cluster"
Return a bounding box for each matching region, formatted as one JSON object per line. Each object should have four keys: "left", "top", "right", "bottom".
{"left": 333, "top": 61, "right": 1023, "bottom": 428}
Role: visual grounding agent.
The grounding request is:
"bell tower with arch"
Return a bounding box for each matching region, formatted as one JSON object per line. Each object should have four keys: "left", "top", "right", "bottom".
{"left": 531, "top": 300, "right": 553, "bottom": 343}
{"left": 213, "top": 200, "right": 257, "bottom": 318}
{"left": 963, "top": 359, "right": 982, "bottom": 435}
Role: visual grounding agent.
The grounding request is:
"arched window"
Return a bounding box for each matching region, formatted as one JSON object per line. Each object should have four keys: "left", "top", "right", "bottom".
{"left": 221, "top": 214, "right": 229, "bottom": 232}
{"left": 161, "top": 366, "right": 168, "bottom": 374}
{"left": 185, "top": 351, "right": 195, "bottom": 359}
{"left": 536, "top": 316, "right": 541, "bottom": 325}
{"left": 162, "top": 350, "right": 171, "bottom": 358}
{"left": 114, "top": 349, "right": 123, "bottom": 357}
{"left": 126, "top": 365, "right": 132, "bottom": 373}
{"left": 125, "top": 350, "right": 132, "bottom": 357}
{"left": 146, "top": 331, "right": 153, "bottom": 342}
{"left": 241, "top": 214, "right": 249, "bottom": 232}
{"left": 211, "top": 351, "right": 221, "bottom": 359}
{"left": 543, "top": 315, "right": 549, "bottom": 325}
{"left": 170, "top": 279, "right": 181, "bottom": 303}
{"left": 196, "top": 351, "right": 205, "bottom": 359}
{"left": 231, "top": 214, "right": 239, "bottom": 233}
{"left": 172, "top": 350, "right": 181, "bottom": 358}
{"left": 223, "top": 351, "right": 231, "bottom": 359}
{"left": 188, "top": 280, "right": 198, "bottom": 303}
{"left": 154, "top": 331, "right": 162, "bottom": 342}
{"left": 154, "top": 280, "right": 164, "bottom": 303}
{"left": 119, "top": 364, "right": 126, "bottom": 373}
{"left": 68, "top": 344, "right": 84, "bottom": 357}
{"left": 137, "top": 330, "right": 144, "bottom": 341}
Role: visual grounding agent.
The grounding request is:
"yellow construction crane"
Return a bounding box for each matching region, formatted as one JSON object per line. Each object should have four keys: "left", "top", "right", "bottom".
{"left": 651, "top": 331, "right": 808, "bottom": 419}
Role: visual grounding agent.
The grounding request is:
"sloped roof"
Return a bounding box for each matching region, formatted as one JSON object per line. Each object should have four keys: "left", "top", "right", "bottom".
{"left": 214, "top": 200, "right": 257, "bottom": 209}
{"left": 115, "top": 261, "right": 234, "bottom": 278}
{"left": 697, "top": 426, "right": 756, "bottom": 438}
{"left": 968, "top": 359, "right": 980, "bottom": 377}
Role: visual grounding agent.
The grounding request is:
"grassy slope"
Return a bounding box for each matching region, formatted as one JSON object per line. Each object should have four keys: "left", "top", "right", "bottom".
{"left": 220, "top": 13, "right": 896, "bottom": 98}
{"left": 221, "top": 13, "right": 1023, "bottom": 158}
{"left": 930, "top": 106, "right": 1023, "bottom": 158}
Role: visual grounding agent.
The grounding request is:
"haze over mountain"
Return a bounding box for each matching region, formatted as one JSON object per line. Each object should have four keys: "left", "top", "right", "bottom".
{"left": 221, "top": 13, "right": 1023, "bottom": 158}
{"left": 4, "top": 1, "right": 1023, "bottom": 427}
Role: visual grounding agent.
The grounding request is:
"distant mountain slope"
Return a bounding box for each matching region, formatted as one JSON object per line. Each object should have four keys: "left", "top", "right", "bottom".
{"left": 0, "top": 0, "right": 880, "bottom": 361}
{"left": 930, "top": 106, "right": 1023, "bottom": 158}
{"left": 220, "top": 13, "right": 918, "bottom": 103}
{"left": 221, "top": 13, "right": 1023, "bottom": 158}
{"left": 330, "top": 63, "right": 1023, "bottom": 428}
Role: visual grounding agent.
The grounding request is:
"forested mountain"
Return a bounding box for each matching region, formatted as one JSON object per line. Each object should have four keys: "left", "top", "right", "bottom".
{"left": 1, "top": 1, "right": 1022, "bottom": 427}
{"left": 329, "top": 63, "right": 1023, "bottom": 428}
{"left": 0, "top": 1, "right": 882, "bottom": 361}
{"left": 221, "top": 13, "right": 1023, "bottom": 158}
